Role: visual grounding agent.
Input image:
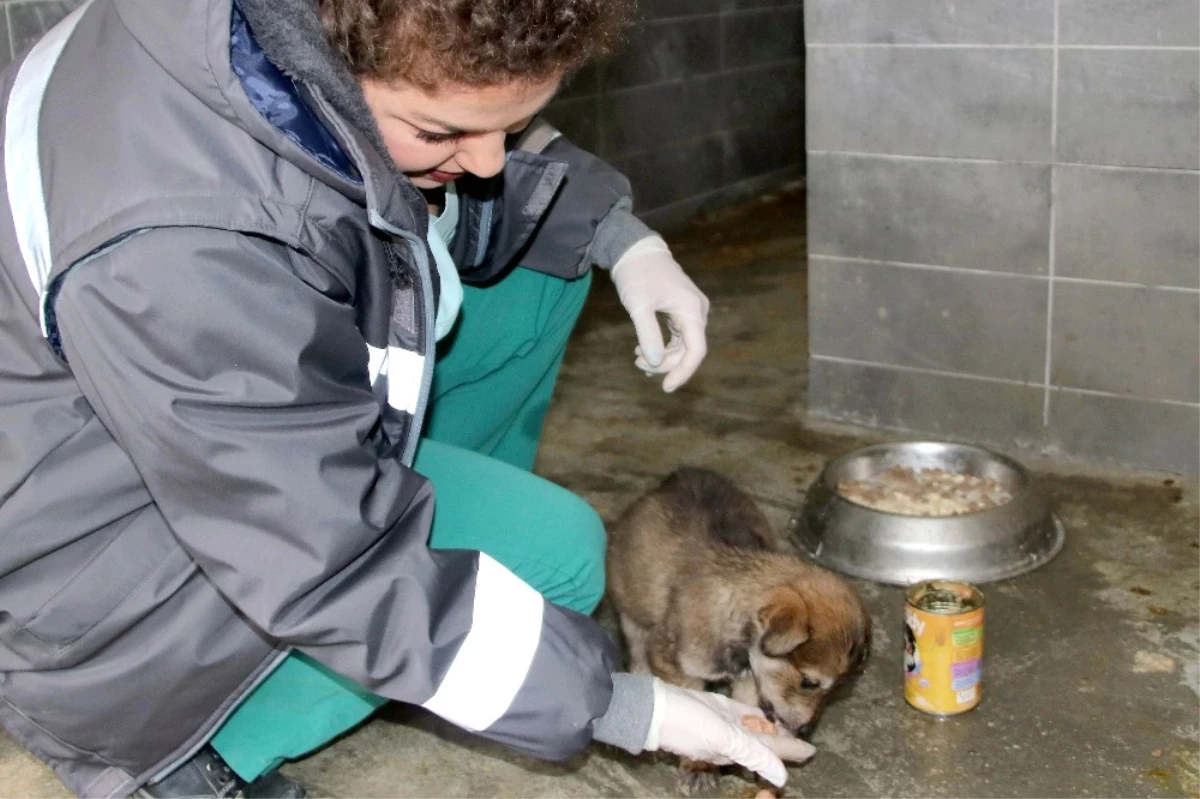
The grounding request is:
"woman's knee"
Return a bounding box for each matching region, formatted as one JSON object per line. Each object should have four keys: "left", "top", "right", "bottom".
{"left": 571, "top": 497, "right": 607, "bottom": 614}
{"left": 543, "top": 487, "right": 606, "bottom": 615}
{"left": 418, "top": 439, "right": 608, "bottom": 614}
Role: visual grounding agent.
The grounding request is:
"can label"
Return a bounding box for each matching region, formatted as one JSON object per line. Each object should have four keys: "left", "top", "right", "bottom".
{"left": 904, "top": 580, "right": 985, "bottom": 715}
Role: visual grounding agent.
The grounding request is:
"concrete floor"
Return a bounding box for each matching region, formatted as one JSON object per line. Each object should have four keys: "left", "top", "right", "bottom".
{"left": 3, "top": 185, "right": 1197, "bottom": 798}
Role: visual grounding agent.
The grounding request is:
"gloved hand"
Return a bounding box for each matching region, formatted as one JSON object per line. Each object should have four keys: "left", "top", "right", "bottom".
{"left": 610, "top": 236, "right": 710, "bottom": 393}
{"left": 643, "top": 678, "right": 816, "bottom": 788}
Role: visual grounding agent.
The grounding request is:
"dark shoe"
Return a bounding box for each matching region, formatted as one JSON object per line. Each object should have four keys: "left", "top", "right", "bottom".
{"left": 244, "top": 769, "right": 306, "bottom": 799}
{"left": 138, "top": 746, "right": 305, "bottom": 799}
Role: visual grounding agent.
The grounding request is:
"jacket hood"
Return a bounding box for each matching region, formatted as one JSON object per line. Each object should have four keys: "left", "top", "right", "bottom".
{"left": 112, "top": 0, "right": 422, "bottom": 227}
{"left": 235, "top": 0, "right": 397, "bottom": 182}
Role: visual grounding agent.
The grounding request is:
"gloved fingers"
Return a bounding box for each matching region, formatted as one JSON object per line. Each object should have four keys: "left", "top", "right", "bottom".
{"left": 720, "top": 697, "right": 816, "bottom": 764}
{"left": 720, "top": 729, "right": 790, "bottom": 788}
{"left": 684, "top": 687, "right": 736, "bottom": 717}
{"left": 680, "top": 285, "right": 711, "bottom": 325}
{"left": 755, "top": 732, "right": 817, "bottom": 765}
{"left": 633, "top": 322, "right": 702, "bottom": 392}
{"left": 626, "top": 305, "right": 667, "bottom": 368}
{"left": 660, "top": 314, "right": 707, "bottom": 394}
{"left": 724, "top": 697, "right": 769, "bottom": 720}
{"left": 696, "top": 752, "right": 734, "bottom": 767}
{"left": 635, "top": 335, "right": 685, "bottom": 376}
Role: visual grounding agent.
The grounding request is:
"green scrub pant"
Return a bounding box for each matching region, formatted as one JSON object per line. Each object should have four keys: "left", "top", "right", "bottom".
{"left": 210, "top": 267, "right": 601, "bottom": 780}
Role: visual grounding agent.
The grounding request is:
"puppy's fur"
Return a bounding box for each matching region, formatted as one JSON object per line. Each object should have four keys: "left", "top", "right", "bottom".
{"left": 607, "top": 467, "right": 871, "bottom": 744}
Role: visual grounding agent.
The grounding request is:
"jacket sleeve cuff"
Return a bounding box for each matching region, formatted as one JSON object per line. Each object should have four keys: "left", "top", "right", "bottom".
{"left": 586, "top": 204, "right": 657, "bottom": 270}
{"left": 591, "top": 672, "right": 657, "bottom": 754}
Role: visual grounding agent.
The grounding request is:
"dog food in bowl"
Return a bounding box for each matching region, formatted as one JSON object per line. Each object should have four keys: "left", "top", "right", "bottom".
{"left": 835, "top": 466, "right": 1013, "bottom": 516}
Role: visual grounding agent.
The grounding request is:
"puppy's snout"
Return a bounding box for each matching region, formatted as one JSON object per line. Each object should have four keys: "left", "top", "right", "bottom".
{"left": 796, "top": 722, "right": 815, "bottom": 739}
{"left": 758, "top": 700, "right": 777, "bottom": 723}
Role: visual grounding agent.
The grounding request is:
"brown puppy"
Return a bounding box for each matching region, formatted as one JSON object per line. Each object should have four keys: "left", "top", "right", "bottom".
{"left": 607, "top": 468, "right": 871, "bottom": 791}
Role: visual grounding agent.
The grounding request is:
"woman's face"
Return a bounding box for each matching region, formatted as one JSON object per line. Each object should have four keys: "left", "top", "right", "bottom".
{"left": 360, "top": 75, "right": 562, "bottom": 189}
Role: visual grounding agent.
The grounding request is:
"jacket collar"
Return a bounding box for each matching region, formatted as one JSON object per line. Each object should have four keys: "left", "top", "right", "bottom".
{"left": 234, "top": 0, "right": 427, "bottom": 231}
{"left": 230, "top": 3, "right": 359, "bottom": 183}
{"left": 235, "top": 0, "right": 386, "bottom": 174}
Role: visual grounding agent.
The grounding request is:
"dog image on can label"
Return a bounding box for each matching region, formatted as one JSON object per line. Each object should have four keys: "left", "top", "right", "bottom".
{"left": 904, "top": 581, "right": 984, "bottom": 715}
{"left": 903, "top": 620, "right": 922, "bottom": 676}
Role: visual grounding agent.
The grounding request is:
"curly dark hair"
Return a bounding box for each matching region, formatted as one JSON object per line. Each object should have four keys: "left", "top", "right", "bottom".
{"left": 319, "top": 0, "right": 633, "bottom": 88}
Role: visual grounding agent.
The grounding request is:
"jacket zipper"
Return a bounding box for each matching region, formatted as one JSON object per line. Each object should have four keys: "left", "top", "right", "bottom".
{"left": 368, "top": 209, "right": 435, "bottom": 468}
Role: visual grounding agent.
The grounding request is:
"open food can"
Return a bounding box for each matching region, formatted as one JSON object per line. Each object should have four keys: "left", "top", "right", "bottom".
{"left": 904, "top": 580, "right": 985, "bottom": 715}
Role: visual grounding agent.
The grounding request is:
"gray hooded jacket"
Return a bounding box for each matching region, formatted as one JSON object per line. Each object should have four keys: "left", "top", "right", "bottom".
{"left": 0, "top": 0, "right": 652, "bottom": 795}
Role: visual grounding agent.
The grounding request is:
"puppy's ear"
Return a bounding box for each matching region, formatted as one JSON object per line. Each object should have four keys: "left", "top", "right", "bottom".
{"left": 757, "top": 587, "right": 810, "bottom": 657}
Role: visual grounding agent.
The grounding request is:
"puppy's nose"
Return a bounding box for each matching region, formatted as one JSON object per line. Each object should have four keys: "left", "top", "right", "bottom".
{"left": 796, "top": 722, "right": 815, "bottom": 739}
{"left": 758, "top": 700, "right": 777, "bottom": 723}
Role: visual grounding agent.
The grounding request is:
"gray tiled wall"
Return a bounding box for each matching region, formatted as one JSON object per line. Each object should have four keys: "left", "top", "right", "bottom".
{"left": 806, "top": 0, "right": 1200, "bottom": 475}
{"left": 5, "top": 0, "right": 76, "bottom": 59}
{"left": 0, "top": 0, "right": 806, "bottom": 230}
{"left": 548, "top": 0, "right": 807, "bottom": 227}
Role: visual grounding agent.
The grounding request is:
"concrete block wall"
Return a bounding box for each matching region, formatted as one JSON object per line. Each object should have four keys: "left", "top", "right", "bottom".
{"left": 1, "top": 0, "right": 809, "bottom": 230}
{"left": 2, "top": 0, "right": 78, "bottom": 64}
{"left": 804, "top": 0, "right": 1200, "bottom": 475}
{"left": 546, "top": 0, "right": 806, "bottom": 228}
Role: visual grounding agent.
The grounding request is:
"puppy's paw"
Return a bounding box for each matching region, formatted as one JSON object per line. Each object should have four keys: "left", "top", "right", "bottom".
{"left": 675, "top": 758, "right": 719, "bottom": 795}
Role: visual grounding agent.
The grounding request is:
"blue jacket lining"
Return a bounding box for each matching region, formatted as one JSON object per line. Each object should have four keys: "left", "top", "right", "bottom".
{"left": 230, "top": 3, "right": 360, "bottom": 183}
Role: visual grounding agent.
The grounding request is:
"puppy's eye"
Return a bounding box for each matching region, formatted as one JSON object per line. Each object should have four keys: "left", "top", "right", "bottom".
{"left": 800, "top": 675, "right": 821, "bottom": 690}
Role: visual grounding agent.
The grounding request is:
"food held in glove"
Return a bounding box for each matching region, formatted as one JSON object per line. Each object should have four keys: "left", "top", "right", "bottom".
{"left": 741, "top": 715, "right": 781, "bottom": 799}
{"left": 836, "top": 466, "right": 1012, "bottom": 516}
{"left": 740, "top": 714, "right": 779, "bottom": 736}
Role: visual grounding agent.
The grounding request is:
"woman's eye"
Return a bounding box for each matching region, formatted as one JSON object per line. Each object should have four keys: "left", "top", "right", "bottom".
{"left": 800, "top": 676, "right": 821, "bottom": 690}
{"left": 415, "top": 130, "right": 460, "bottom": 144}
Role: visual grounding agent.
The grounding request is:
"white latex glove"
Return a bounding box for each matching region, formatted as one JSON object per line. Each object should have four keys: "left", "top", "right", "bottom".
{"left": 643, "top": 678, "right": 816, "bottom": 788}
{"left": 610, "top": 236, "right": 710, "bottom": 393}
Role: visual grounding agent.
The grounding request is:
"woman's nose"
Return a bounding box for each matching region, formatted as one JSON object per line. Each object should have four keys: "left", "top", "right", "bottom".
{"left": 456, "top": 132, "right": 507, "bottom": 179}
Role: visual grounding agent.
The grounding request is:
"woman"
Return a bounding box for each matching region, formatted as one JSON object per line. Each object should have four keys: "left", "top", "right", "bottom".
{"left": 0, "top": 0, "right": 814, "bottom": 796}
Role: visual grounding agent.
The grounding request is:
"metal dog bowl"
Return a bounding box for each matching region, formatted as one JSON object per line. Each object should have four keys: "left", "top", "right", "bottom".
{"left": 790, "top": 441, "right": 1064, "bottom": 586}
